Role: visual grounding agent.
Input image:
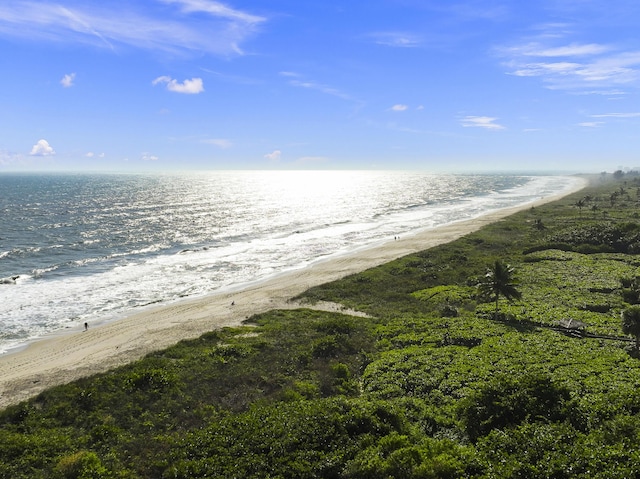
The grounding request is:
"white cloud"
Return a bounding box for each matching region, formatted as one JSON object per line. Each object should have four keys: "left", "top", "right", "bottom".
{"left": 0, "top": 150, "right": 22, "bottom": 166}
{"left": 500, "top": 28, "right": 640, "bottom": 92}
{"left": 506, "top": 42, "right": 611, "bottom": 58}
{"left": 264, "top": 150, "right": 281, "bottom": 161}
{"left": 288, "top": 79, "right": 352, "bottom": 101}
{"left": 60, "top": 72, "right": 75, "bottom": 87}
{"left": 0, "top": 1, "right": 266, "bottom": 56}
{"left": 202, "top": 138, "right": 232, "bottom": 148}
{"left": 281, "top": 71, "right": 362, "bottom": 106}
{"left": 511, "top": 61, "right": 582, "bottom": 78}
{"left": 369, "top": 32, "right": 422, "bottom": 48}
{"left": 153, "top": 76, "right": 204, "bottom": 94}
{"left": 86, "top": 151, "right": 94, "bottom": 158}
{"left": 160, "top": 0, "right": 263, "bottom": 24}
{"left": 460, "top": 116, "right": 505, "bottom": 130}
{"left": 575, "top": 90, "right": 627, "bottom": 96}
{"left": 279, "top": 71, "right": 300, "bottom": 78}
{"left": 579, "top": 122, "right": 604, "bottom": 128}
{"left": 591, "top": 112, "right": 640, "bottom": 118}
{"left": 29, "top": 139, "right": 55, "bottom": 156}
{"left": 141, "top": 152, "right": 159, "bottom": 161}
{"left": 390, "top": 104, "right": 409, "bottom": 111}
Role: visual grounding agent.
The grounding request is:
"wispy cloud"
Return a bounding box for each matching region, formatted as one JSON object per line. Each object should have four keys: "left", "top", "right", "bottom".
{"left": 505, "top": 42, "right": 611, "bottom": 58}
{"left": 153, "top": 76, "right": 204, "bottom": 94}
{"left": 30, "top": 139, "right": 55, "bottom": 156}
{"left": 574, "top": 89, "right": 628, "bottom": 96}
{"left": 288, "top": 79, "right": 352, "bottom": 101}
{"left": 202, "top": 138, "right": 232, "bottom": 148}
{"left": 0, "top": 149, "right": 23, "bottom": 166}
{"left": 460, "top": 116, "right": 505, "bottom": 130}
{"left": 0, "top": 1, "right": 266, "bottom": 56}
{"left": 578, "top": 111, "right": 640, "bottom": 127}
{"left": 141, "top": 152, "right": 159, "bottom": 161}
{"left": 590, "top": 112, "right": 640, "bottom": 118}
{"left": 279, "top": 72, "right": 366, "bottom": 116}
{"left": 160, "top": 0, "right": 263, "bottom": 24}
{"left": 368, "top": 32, "right": 422, "bottom": 48}
{"left": 60, "top": 72, "right": 75, "bottom": 87}
{"left": 279, "top": 71, "right": 299, "bottom": 78}
{"left": 388, "top": 104, "right": 423, "bottom": 112}
{"left": 499, "top": 25, "right": 640, "bottom": 93}
{"left": 264, "top": 150, "right": 281, "bottom": 161}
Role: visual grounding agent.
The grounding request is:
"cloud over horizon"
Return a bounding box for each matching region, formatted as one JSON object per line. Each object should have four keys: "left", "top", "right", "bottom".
{"left": 30, "top": 139, "right": 55, "bottom": 156}
{"left": 264, "top": 150, "right": 281, "bottom": 161}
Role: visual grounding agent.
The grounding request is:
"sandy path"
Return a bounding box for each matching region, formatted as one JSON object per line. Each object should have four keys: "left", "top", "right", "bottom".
{"left": 0, "top": 179, "right": 586, "bottom": 408}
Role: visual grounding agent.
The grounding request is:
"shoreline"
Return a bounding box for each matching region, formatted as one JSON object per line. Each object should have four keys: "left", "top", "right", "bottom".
{"left": 0, "top": 177, "right": 588, "bottom": 409}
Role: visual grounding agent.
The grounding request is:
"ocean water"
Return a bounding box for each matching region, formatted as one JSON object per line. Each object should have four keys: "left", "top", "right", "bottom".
{"left": 0, "top": 171, "right": 580, "bottom": 353}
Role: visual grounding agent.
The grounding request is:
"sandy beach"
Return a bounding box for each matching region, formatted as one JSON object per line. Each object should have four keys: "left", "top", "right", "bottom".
{"left": 0, "top": 178, "right": 587, "bottom": 409}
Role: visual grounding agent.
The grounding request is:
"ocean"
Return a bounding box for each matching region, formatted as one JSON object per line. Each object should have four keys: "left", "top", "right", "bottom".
{"left": 0, "top": 171, "right": 580, "bottom": 354}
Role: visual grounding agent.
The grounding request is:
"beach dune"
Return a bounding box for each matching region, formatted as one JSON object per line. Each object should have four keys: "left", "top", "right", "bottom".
{"left": 0, "top": 180, "right": 586, "bottom": 408}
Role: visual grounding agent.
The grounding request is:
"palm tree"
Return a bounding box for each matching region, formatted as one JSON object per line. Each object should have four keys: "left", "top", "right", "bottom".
{"left": 621, "top": 305, "right": 640, "bottom": 350}
{"left": 478, "top": 260, "right": 522, "bottom": 319}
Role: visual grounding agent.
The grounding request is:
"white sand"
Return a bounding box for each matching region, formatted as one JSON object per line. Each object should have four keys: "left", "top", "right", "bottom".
{"left": 0, "top": 178, "right": 587, "bottom": 408}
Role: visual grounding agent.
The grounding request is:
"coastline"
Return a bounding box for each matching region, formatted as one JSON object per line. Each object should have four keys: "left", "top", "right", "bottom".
{"left": 0, "top": 177, "right": 588, "bottom": 409}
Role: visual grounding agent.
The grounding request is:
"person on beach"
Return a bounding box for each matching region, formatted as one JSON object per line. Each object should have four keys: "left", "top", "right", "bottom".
{"left": 84, "top": 322, "right": 88, "bottom": 331}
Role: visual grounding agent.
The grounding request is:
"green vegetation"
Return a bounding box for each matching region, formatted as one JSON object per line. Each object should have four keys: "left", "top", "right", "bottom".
{"left": 621, "top": 305, "right": 640, "bottom": 350}
{"left": 477, "top": 260, "right": 522, "bottom": 318}
{"left": 4, "top": 173, "right": 640, "bottom": 477}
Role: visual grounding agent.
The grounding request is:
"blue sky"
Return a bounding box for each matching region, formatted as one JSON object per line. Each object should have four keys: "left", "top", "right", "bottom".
{"left": 0, "top": 0, "right": 639, "bottom": 172}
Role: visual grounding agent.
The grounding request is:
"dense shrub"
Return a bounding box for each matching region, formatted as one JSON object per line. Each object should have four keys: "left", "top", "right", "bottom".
{"left": 548, "top": 222, "right": 640, "bottom": 253}
{"left": 460, "top": 372, "right": 573, "bottom": 442}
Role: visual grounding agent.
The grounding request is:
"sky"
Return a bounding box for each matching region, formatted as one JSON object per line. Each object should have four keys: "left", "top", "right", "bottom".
{"left": 0, "top": 0, "right": 639, "bottom": 173}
